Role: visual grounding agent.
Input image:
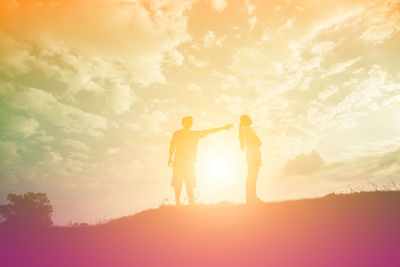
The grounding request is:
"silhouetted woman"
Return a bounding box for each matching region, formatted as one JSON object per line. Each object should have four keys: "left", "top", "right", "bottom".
{"left": 239, "top": 115, "right": 262, "bottom": 204}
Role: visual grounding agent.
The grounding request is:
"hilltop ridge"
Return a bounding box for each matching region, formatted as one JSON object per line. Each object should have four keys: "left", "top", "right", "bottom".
{"left": 1, "top": 191, "right": 400, "bottom": 266}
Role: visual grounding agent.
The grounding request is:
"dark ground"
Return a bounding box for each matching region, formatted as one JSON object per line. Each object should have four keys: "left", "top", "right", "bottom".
{"left": 1, "top": 191, "right": 400, "bottom": 267}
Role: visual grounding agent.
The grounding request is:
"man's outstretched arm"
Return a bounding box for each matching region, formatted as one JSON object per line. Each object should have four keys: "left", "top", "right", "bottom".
{"left": 198, "top": 123, "right": 233, "bottom": 137}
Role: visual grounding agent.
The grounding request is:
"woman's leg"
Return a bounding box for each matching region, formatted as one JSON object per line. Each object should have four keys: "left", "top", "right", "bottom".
{"left": 246, "top": 163, "right": 259, "bottom": 203}
{"left": 186, "top": 183, "right": 195, "bottom": 205}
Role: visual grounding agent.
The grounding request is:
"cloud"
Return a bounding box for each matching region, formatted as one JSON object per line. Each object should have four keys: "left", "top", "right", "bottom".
{"left": 0, "top": 140, "right": 19, "bottom": 160}
{"left": 108, "top": 82, "right": 137, "bottom": 115}
{"left": 359, "top": 1, "right": 400, "bottom": 44}
{"left": 138, "top": 110, "right": 170, "bottom": 135}
{"left": 0, "top": 115, "right": 40, "bottom": 139}
{"left": 61, "top": 139, "right": 90, "bottom": 153}
{"left": 283, "top": 150, "right": 325, "bottom": 175}
{"left": 0, "top": 28, "right": 32, "bottom": 75}
{"left": 323, "top": 56, "right": 362, "bottom": 77}
{"left": 245, "top": 0, "right": 256, "bottom": 15}
{"left": 310, "top": 41, "right": 337, "bottom": 56}
{"left": 2, "top": 87, "right": 108, "bottom": 137}
{"left": 318, "top": 85, "right": 339, "bottom": 101}
{"left": 187, "top": 83, "right": 201, "bottom": 92}
{"left": 215, "top": 94, "right": 246, "bottom": 114}
{"left": 204, "top": 31, "right": 217, "bottom": 47}
{"left": 203, "top": 31, "right": 225, "bottom": 47}
{"left": 248, "top": 16, "right": 257, "bottom": 30}
{"left": 0, "top": 0, "right": 194, "bottom": 86}
{"left": 210, "top": 0, "right": 227, "bottom": 12}
{"left": 278, "top": 145, "right": 400, "bottom": 201}
{"left": 187, "top": 55, "right": 208, "bottom": 68}
{"left": 39, "top": 149, "right": 63, "bottom": 167}
{"left": 106, "top": 147, "right": 121, "bottom": 155}
{"left": 213, "top": 72, "right": 240, "bottom": 90}
{"left": 277, "top": 17, "right": 296, "bottom": 33}
{"left": 164, "top": 49, "right": 184, "bottom": 66}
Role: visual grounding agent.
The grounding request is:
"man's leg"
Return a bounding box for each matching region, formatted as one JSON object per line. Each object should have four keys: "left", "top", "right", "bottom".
{"left": 185, "top": 162, "right": 196, "bottom": 205}
{"left": 174, "top": 183, "right": 182, "bottom": 206}
{"left": 186, "top": 183, "right": 195, "bottom": 205}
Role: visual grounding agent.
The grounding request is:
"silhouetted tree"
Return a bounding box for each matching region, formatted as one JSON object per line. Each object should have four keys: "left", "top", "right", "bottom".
{"left": 0, "top": 192, "right": 53, "bottom": 227}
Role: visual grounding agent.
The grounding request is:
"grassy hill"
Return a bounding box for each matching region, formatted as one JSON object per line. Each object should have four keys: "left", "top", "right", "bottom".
{"left": 1, "top": 191, "right": 400, "bottom": 266}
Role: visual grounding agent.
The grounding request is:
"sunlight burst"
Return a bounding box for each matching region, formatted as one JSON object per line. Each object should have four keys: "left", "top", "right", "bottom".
{"left": 206, "top": 157, "right": 230, "bottom": 180}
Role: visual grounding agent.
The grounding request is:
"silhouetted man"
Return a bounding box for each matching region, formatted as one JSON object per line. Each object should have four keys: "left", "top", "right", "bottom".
{"left": 168, "top": 116, "right": 232, "bottom": 205}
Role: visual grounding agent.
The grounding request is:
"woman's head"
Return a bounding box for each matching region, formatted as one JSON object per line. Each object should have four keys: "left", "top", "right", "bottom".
{"left": 239, "top": 114, "right": 252, "bottom": 151}
{"left": 240, "top": 114, "right": 252, "bottom": 127}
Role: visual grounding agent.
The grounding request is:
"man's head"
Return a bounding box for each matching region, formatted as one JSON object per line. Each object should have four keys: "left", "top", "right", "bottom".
{"left": 181, "top": 116, "right": 193, "bottom": 129}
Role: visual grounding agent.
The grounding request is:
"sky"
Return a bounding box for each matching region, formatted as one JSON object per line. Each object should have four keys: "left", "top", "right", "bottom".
{"left": 0, "top": 0, "right": 399, "bottom": 225}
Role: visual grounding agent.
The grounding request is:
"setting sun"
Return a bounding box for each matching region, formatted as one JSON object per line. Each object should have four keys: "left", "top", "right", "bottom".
{"left": 207, "top": 157, "right": 230, "bottom": 179}
{"left": 195, "top": 138, "right": 245, "bottom": 203}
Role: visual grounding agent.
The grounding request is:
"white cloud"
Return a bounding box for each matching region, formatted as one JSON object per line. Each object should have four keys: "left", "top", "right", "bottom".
{"left": 4, "top": 87, "right": 108, "bottom": 137}
{"left": 39, "top": 149, "right": 63, "bottom": 167}
{"left": 0, "top": 115, "right": 40, "bottom": 139}
{"left": 318, "top": 85, "right": 339, "bottom": 101}
{"left": 0, "top": 0, "right": 194, "bottom": 86}
{"left": 109, "top": 83, "right": 137, "bottom": 115}
{"left": 283, "top": 150, "right": 325, "bottom": 175}
{"left": 0, "top": 29, "right": 32, "bottom": 75}
{"left": 248, "top": 16, "right": 257, "bottom": 30}
{"left": 383, "top": 95, "right": 400, "bottom": 106}
{"left": 214, "top": 72, "right": 240, "bottom": 90}
{"left": 277, "top": 18, "right": 296, "bottom": 33}
{"left": 164, "top": 49, "right": 184, "bottom": 66}
{"left": 204, "top": 31, "right": 217, "bottom": 47}
{"left": 187, "top": 55, "right": 208, "bottom": 68}
{"left": 0, "top": 140, "right": 19, "bottom": 159}
{"left": 187, "top": 83, "right": 201, "bottom": 92}
{"left": 138, "top": 110, "right": 170, "bottom": 135}
{"left": 62, "top": 139, "right": 90, "bottom": 153}
{"left": 261, "top": 28, "right": 271, "bottom": 41}
{"left": 245, "top": 0, "right": 256, "bottom": 15}
{"left": 323, "top": 57, "right": 362, "bottom": 77}
{"left": 215, "top": 94, "right": 246, "bottom": 114}
{"left": 311, "top": 41, "right": 337, "bottom": 55}
{"left": 203, "top": 31, "right": 225, "bottom": 47}
{"left": 106, "top": 147, "right": 121, "bottom": 155}
{"left": 359, "top": 1, "right": 400, "bottom": 44}
{"left": 283, "top": 147, "right": 400, "bottom": 190}
{"left": 211, "top": 0, "right": 227, "bottom": 12}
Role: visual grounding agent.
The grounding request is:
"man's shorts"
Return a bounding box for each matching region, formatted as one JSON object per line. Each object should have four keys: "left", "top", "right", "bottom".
{"left": 171, "top": 161, "right": 197, "bottom": 189}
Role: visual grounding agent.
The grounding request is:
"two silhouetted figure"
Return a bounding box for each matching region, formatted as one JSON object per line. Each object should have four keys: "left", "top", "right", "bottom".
{"left": 168, "top": 115, "right": 262, "bottom": 205}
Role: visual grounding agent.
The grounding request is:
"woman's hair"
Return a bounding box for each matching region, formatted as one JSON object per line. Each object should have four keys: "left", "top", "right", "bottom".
{"left": 239, "top": 114, "right": 252, "bottom": 151}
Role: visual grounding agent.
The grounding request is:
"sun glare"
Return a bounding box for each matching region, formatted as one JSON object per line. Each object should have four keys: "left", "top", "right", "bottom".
{"left": 206, "top": 157, "right": 230, "bottom": 180}
{"left": 196, "top": 140, "right": 245, "bottom": 203}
